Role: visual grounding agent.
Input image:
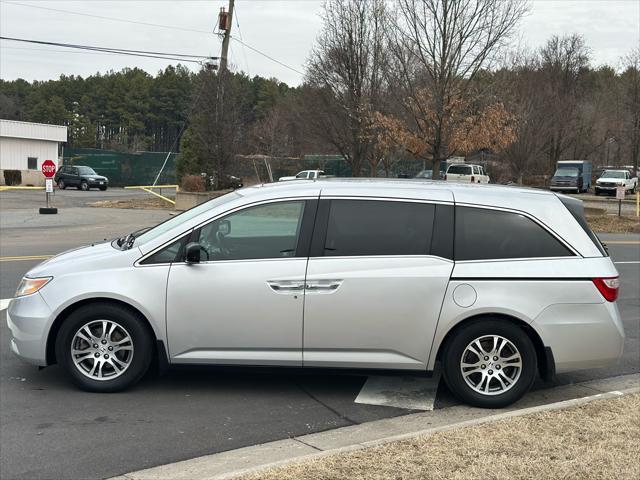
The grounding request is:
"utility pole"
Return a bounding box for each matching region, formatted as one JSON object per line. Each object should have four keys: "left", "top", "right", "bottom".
{"left": 219, "top": 0, "right": 235, "bottom": 74}
{"left": 212, "top": 0, "right": 234, "bottom": 189}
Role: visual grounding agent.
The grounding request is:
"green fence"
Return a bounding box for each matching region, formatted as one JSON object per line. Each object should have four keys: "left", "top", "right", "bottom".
{"left": 63, "top": 148, "right": 177, "bottom": 187}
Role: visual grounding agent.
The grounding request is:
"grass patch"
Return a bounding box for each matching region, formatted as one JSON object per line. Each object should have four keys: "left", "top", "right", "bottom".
{"left": 241, "top": 394, "right": 640, "bottom": 480}
{"left": 587, "top": 214, "right": 640, "bottom": 233}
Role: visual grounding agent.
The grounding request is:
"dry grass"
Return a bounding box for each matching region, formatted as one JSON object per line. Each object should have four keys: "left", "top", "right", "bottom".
{"left": 587, "top": 214, "right": 640, "bottom": 233}
{"left": 241, "top": 394, "right": 640, "bottom": 480}
{"left": 89, "top": 197, "right": 173, "bottom": 210}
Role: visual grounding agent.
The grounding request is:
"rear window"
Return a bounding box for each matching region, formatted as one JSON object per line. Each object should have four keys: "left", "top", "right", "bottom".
{"left": 455, "top": 206, "right": 574, "bottom": 261}
{"left": 447, "top": 165, "right": 471, "bottom": 175}
{"left": 323, "top": 200, "right": 435, "bottom": 256}
{"left": 558, "top": 196, "right": 608, "bottom": 256}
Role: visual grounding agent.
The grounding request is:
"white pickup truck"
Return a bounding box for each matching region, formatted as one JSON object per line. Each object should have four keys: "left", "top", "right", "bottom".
{"left": 595, "top": 170, "right": 637, "bottom": 195}
{"left": 444, "top": 164, "right": 490, "bottom": 184}
{"left": 278, "top": 169, "right": 325, "bottom": 181}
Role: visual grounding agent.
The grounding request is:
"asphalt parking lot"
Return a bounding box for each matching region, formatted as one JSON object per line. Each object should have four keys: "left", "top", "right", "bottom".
{"left": 1, "top": 189, "right": 638, "bottom": 480}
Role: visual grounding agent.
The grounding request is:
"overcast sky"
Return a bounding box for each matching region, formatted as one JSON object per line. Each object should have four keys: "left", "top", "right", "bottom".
{"left": 1, "top": 0, "right": 639, "bottom": 86}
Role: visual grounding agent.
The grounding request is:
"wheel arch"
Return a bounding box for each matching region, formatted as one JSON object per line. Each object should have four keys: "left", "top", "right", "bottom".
{"left": 434, "top": 313, "right": 554, "bottom": 381}
{"left": 46, "top": 297, "right": 159, "bottom": 365}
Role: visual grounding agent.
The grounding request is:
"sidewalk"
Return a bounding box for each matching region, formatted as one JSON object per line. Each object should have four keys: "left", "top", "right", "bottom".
{"left": 111, "top": 373, "right": 639, "bottom": 480}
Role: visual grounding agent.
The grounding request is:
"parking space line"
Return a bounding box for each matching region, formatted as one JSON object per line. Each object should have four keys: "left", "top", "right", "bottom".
{"left": 355, "top": 373, "right": 441, "bottom": 411}
{"left": 0, "top": 255, "right": 52, "bottom": 262}
{"left": 615, "top": 261, "right": 640, "bottom": 264}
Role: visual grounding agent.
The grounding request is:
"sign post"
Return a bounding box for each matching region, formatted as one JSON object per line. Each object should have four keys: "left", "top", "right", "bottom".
{"left": 616, "top": 185, "right": 625, "bottom": 217}
{"left": 40, "top": 159, "right": 58, "bottom": 214}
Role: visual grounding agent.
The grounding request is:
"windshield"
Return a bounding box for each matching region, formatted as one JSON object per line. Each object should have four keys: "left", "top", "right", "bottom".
{"left": 554, "top": 168, "right": 579, "bottom": 177}
{"left": 601, "top": 171, "right": 626, "bottom": 179}
{"left": 78, "top": 166, "right": 97, "bottom": 175}
{"left": 131, "top": 191, "right": 242, "bottom": 247}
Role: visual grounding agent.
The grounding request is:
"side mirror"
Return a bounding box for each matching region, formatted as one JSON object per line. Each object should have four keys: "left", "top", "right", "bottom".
{"left": 185, "top": 242, "right": 202, "bottom": 263}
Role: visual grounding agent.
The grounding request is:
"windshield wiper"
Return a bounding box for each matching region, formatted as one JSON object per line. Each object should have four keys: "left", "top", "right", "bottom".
{"left": 117, "top": 227, "right": 152, "bottom": 250}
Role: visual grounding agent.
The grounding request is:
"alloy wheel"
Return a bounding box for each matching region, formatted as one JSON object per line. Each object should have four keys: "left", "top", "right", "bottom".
{"left": 459, "top": 335, "right": 522, "bottom": 396}
{"left": 70, "top": 320, "right": 134, "bottom": 381}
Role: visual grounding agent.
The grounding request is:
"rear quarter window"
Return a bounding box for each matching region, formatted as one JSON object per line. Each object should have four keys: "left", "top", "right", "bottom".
{"left": 558, "top": 196, "right": 607, "bottom": 256}
{"left": 455, "top": 206, "right": 574, "bottom": 261}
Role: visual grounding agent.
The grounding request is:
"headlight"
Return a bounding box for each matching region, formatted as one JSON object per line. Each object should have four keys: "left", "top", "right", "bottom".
{"left": 88, "top": 177, "right": 96, "bottom": 181}
{"left": 15, "top": 277, "right": 52, "bottom": 297}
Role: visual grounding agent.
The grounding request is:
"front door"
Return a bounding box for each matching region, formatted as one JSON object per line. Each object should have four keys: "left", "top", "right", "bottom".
{"left": 303, "top": 199, "right": 454, "bottom": 370}
{"left": 67, "top": 167, "right": 80, "bottom": 186}
{"left": 166, "top": 199, "right": 315, "bottom": 366}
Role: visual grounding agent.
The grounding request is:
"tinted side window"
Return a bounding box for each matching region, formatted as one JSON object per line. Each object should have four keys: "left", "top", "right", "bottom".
{"left": 448, "top": 165, "right": 471, "bottom": 175}
{"left": 455, "top": 207, "right": 573, "bottom": 261}
{"left": 323, "top": 200, "right": 435, "bottom": 257}
{"left": 558, "top": 196, "right": 607, "bottom": 256}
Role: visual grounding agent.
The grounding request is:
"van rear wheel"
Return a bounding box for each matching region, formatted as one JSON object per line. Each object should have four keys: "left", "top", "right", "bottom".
{"left": 443, "top": 320, "right": 537, "bottom": 408}
{"left": 55, "top": 303, "right": 153, "bottom": 392}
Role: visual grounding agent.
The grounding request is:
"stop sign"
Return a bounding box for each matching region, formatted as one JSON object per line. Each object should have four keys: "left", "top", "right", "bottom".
{"left": 41, "top": 159, "right": 56, "bottom": 178}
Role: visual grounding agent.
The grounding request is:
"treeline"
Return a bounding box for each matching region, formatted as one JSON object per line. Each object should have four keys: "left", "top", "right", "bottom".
{"left": 0, "top": 65, "right": 292, "bottom": 153}
{"left": 2, "top": 0, "right": 638, "bottom": 186}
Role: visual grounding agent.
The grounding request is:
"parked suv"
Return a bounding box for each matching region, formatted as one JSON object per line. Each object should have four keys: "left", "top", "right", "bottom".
{"left": 444, "top": 164, "right": 490, "bottom": 183}
{"left": 55, "top": 165, "right": 108, "bottom": 191}
{"left": 7, "top": 180, "right": 623, "bottom": 408}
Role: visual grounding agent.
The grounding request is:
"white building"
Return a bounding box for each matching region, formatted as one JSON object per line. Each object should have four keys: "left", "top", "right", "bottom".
{"left": 0, "top": 119, "right": 68, "bottom": 186}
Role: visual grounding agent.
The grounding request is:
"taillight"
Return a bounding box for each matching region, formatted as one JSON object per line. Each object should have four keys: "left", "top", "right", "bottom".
{"left": 444, "top": 174, "right": 447, "bottom": 180}
{"left": 471, "top": 175, "right": 475, "bottom": 182}
{"left": 593, "top": 277, "right": 620, "bottom": 302}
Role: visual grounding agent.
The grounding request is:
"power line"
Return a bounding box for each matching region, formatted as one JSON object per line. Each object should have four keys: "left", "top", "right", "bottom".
{"left": 0, "top": 46, "right": 128, "bottom": 57}
{"left": 2, "top": 1, "right": 212, "bottom": 34}
{"left": 0, "top": 36, "right": 217, "bottom": 63}
{"left": 232, "top": 5, "right": 251, "bottom": 75}
{"left": 3, "top": 0, "right": 305, "bottom": 77}
{"left": 231, "top": 36, "right": 304, "bottom": 76}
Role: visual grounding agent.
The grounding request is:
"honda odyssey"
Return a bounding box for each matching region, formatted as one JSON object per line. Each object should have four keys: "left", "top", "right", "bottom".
{"left": 7, "top": 180, "right": 624, "bottom": 408}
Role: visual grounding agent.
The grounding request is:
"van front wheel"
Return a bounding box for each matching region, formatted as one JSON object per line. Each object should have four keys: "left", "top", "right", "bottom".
{"left": 55, "top": 303, "right": 153, "bottom": 392}
{"left": 443, "top": 320, "right": 537, "bottom": 408}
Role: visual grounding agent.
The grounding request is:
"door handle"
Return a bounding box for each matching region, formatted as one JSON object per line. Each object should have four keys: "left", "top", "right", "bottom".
{"left": 267, "top": 280, "right": 305, "bottom": 293}
{"left": 305, "top": 280, "right": 343, "bottom": 292}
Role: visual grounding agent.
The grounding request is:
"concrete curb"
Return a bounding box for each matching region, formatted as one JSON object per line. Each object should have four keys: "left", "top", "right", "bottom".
{"left": 112, "top": 374, "right": 639, "bottom": 480}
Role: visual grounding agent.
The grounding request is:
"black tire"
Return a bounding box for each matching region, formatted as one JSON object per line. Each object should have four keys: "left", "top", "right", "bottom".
{"left": 99, "top": 186, "right": 107, "bottom": 191}
{"left": 595, "top": 189, "right": 600, "bottom": 196}
{"left": 442, "top": 319, "right": 537, "bottom": 408}
{"left": 55, "top": 302, "right": 153, "bottom": 392}
{"left": 58, "top": 179, "right": 66, "bottom": 190}
{"left": 79, "top": 181, "right": 89, "bottom": 191}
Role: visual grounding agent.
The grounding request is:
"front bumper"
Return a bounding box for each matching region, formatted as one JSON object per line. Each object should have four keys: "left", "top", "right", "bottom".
{"left": 550, "top": 185, "right": 579, "bottom": 191}
{"left": 6, "top": 293, "right": 53, "bottom": 366}
{"left": 533, "top": 301, "right": 624, "bottom": 373}
{"left": 87, "top": 179, "right": 108, "bottom": 187}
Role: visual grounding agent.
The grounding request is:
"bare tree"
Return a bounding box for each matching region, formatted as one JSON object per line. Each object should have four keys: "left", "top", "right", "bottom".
{"left": 305, "top": 0, "right": 389, "bottom": 176}
{"left": 536, "top": 34, "right": 591, "bottom": 172}
{"left": 621, "top": 48, "right": 640, "bottom": 173}
{"left": 388, "top": 0, "right": 528, "bottom": 177}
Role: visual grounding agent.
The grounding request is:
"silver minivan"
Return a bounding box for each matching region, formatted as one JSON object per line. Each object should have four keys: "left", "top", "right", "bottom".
{"left": 7, "top": 180, "right": 624, "bottom": 408}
